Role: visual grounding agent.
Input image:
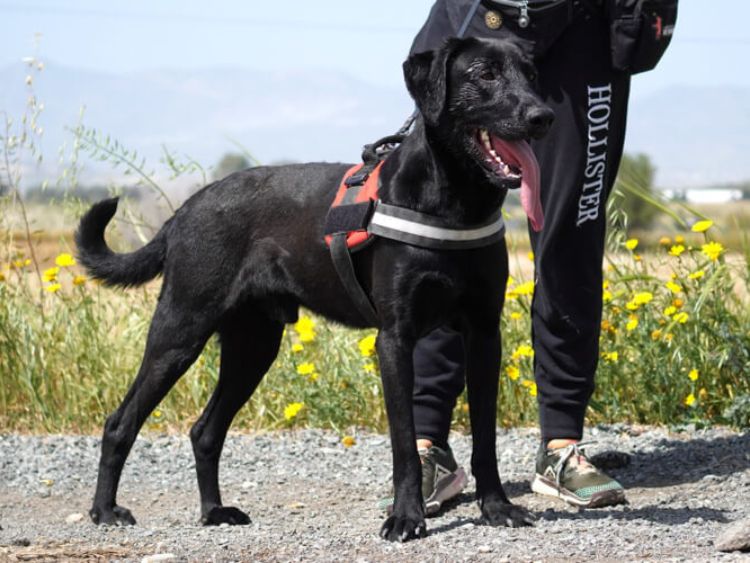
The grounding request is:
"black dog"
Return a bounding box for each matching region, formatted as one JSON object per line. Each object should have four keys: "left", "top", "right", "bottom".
{"left": 76, "top": 37, "right": 553, "bottom": 542}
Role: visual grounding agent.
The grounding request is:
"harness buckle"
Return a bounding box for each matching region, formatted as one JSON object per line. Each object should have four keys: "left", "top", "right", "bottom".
{"left": 345, "top": 172, "right": 369, "bottom": 187}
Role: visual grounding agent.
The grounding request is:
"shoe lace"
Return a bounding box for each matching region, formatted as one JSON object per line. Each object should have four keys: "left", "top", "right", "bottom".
{"left": 552, "top": 441, "right": 598, "bottom": 487}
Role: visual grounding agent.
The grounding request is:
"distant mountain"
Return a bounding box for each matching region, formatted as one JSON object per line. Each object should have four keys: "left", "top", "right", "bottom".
{"left": 625, "top": 85, "right": 750, "bottom": 188}
{"left": 1, "top": 63, "right": 748, "bottom": 189}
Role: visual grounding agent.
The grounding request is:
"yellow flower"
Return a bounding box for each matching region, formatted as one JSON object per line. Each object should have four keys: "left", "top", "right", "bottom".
{"left": 634, "top": 254, "right": 642, "bottom": 262}
{"left": 691, "top": 220, "right": 713, "bottom": 233}
{"left": 72, "top": 275, "right": 87, "bottom": 286}
{"left": 603, "top": 280, "right": 609, "bottom": 289}
{"left": 675, "top": 235, "right": 685, "bottom": 244}
{"left": 291, "top": 343, "right": 304, "bottom": 353}
{"left": 674, "top": 312, "right": 689, "bottom": 324}
{"left": 363, "top": 362, "right": 377, "bottom": 373}
{"left": 699, "top": 388, "right": 708, "bottom": 400}
{"left": 664, "top": 333, "right": 674, "bottom": 342}
{"left": 296, "top": 362, "right": 315, "bottom": 376}
{"left": 55, "top": 253, "right": 76, "bottom": 267}
{"left": 513, "top": 281, "right": 535, "bottom": 297}
{"left": 294, "top": 315, "right": 316, "bottom": 342}
{"left": 511, "top": 344, "right": 534, "bottom": 361}
{"left": 308, "top": 372, "right": 319, "bottom": 382}
{"left": 45, "top": 283, "right": 62, "bottom": 293}
{"left": 625, "top": 238, "right": 639, "bottom": 251}
{"left": 665, "top": 281, "right": 682, "bottom": 294}
{"left": 651, "top": 329, "right": 662, "bottom": 341}
{"left": 505, "top": 365, "right": 520, "bottom": 381}
{"left": 633, "top": 292, "right": 653, "bottom": 305}
{"left": 659, "top": 236, "right": 672, "bottom": 246}
{"left": 510, "top": 312, "right": 523, "bottom": 321}
{"left": 684, "top": 393, "right": 696, "bottom": 407}
{"left": 672, "top": 298, "right": 684, "bottom": 309}
{"left": 688, "top": 369, "right": 699, "bottom": 382}
{"left": 358, "top": 334, "right": 377, "bottom": 357}
{"left": 626, "top": 315, "right": 639, "bottom": 332}
{"left": 701, "top": 242, "right": 724, "bottom": 262}
{"left": 528, "top": 382, "right": 538, "bottom": 397}
{"left": 626, "top": 301, "right": 639, "bottom": 311}
{"left": 152, "top": 409, "right": 163, "bottom": 419}
{"left": 669, "top": 245, "right": 685, "bottom": 257}
{"left": 527, "top": 251, "right": 535, "bottom": 261}
{"left": 342, "top": 435, "right": 356, "bottom": 448}
{"left": 663, "top": 306, "right": 677, "bottom": 317}
{"left": 43, "top": 266, "right": 60, "bottom": 282}
{"left": 603, "top": 289, "right": 613, "bottom": 303}
{"left": 688, "top": 270, "right": 706, "bottom": 280}
{"left": 283, "top": 402, "right": 304, "bottom": 421}
{"left": 603, "top": 351, "right": 619, "bottom": 362}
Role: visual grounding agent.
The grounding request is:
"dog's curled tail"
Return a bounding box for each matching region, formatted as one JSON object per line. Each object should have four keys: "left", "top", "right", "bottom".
{"left": 75, "top": 197, "right": 167, "bottom": 288}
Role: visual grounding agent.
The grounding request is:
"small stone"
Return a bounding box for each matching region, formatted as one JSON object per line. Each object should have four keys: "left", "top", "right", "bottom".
{"left": 65, "top": 513, "right": 84, "bottom": 524}
{"left": 716, "top": 517, "right": 750, "bottom": 552}
{"left": 142, "top": 554, "right": 177, "bottom": 563}
{"left": 478, "top": 545, "right": 492, "bottom": 553}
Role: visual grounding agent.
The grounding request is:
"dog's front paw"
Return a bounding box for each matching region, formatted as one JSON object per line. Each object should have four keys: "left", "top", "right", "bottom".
{"left": 479, "top": 497, "right": 535, "bottom": 528}
{"left": 89, "top": 505, "right": 136, "bottom": 526}
{"left": 201, "top": 506, "right": 251, "bottom": 526}
{"left": 379, "top": 513, "right": 427, "bottom": 542}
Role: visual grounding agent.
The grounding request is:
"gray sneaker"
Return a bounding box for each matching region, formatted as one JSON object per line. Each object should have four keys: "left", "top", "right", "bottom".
{"left": 379, "top": 445, "right": 468, "bottom": 516}
{"left": 531, "top": 442, "right": 626, "bottom": 508}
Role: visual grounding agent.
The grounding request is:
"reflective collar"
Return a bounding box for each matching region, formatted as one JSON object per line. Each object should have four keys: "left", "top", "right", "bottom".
{"left": 368, "top": 201, "right": 505, "bottom": 250}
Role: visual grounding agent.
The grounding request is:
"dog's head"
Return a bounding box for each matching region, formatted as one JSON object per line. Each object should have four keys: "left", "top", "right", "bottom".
{"left": 403, "top": 37, "right": 553, "bottom": 230}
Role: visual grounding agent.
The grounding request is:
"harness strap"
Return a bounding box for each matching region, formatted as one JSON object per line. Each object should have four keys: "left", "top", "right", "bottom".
{"left": 329, "top": 233, "right": 379, "bottom": 326}
{"left": 369, "top": 202, "right": 506, "bottom": 250}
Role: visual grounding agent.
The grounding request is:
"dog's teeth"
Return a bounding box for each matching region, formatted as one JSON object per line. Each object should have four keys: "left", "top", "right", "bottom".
{"left": 504, "top": 164, "right": 511, "bottom": 175}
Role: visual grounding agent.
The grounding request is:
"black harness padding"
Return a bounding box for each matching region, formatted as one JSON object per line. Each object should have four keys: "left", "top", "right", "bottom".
{"left": 329, "top": 233, "right": 379, "bottom": 325}
{"left": 324, "top": 201, "right": 375, "bottom": 238}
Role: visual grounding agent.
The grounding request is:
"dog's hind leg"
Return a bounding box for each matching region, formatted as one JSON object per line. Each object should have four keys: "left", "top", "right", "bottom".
{"left": 90, "top": 297, "right": 215, "bottom": 526}
{"left": 464, "top": 322, "right": 536, "bottom": 528}
{"left": 190, "top": 308, "right": 283, "bottom": 526}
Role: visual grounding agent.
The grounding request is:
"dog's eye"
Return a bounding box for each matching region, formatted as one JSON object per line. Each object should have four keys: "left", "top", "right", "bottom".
{"left": 480, "top": 70, "right": 497, "bottom": 82}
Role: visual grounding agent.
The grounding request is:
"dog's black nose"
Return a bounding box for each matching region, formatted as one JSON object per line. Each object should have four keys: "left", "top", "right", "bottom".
{"left": 526, "top": 106, "right": 555, "bottom": 138}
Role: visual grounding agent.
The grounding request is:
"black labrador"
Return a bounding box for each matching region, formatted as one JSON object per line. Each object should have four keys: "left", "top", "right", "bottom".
{"left": 76, "top": 36, "right": 554, "bottom": 542}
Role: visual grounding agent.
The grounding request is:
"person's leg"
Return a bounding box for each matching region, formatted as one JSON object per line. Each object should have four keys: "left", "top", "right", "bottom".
{"left": 412, "top": 325, "right": 466, "bottom": 448}
{"left": 530, "top": 7, "right": 630, "bottom": 445}
{"left": 528, "top": 6, "right": 629, "bottom": 507}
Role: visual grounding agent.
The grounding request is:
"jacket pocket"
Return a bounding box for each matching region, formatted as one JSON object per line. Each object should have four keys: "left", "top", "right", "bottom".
{"left": 609, "top": 0, "right": 678, "bottom": 74}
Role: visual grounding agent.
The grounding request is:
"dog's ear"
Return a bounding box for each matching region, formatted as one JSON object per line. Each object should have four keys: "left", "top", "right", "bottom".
{"left": 403, "top": 38, "right": 464, "bottom": 125}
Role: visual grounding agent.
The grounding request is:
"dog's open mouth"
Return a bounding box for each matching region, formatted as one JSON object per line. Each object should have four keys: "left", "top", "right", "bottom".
{"left": 477, "top": 129, "right": 523, "bottom": 183}
{"left": 475, "top": 128, "right": 544, "bottom": 232}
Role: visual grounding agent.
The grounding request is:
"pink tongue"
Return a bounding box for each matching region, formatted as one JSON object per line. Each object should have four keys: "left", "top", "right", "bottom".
{"left": 493, "top": 138, "right": 544, "bottom": 232}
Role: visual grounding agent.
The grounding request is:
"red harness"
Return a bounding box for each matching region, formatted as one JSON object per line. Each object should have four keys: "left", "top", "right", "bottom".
{"left": 324, "top": 162, "right": 383, "bottom": 251}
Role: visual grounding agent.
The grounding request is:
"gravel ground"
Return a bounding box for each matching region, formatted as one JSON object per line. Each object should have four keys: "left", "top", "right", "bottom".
{"left": 1, "top": 426, "right": 749, "bottom": 562}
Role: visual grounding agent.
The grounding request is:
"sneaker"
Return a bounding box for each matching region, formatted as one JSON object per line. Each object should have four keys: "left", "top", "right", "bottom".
{"left": 531, "top": 442, "right": 626, "bottom": 508}
{"left": 378, "top": 445, "right": 468, "bottom": 516}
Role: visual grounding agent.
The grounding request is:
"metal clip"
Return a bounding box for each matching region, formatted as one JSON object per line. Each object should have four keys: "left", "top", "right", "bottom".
{"left": 518, "top": 0, "right": 530, "bottom": 27}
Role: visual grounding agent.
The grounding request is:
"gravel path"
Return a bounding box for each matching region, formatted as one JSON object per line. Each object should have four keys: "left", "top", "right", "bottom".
{"left": 1, "top": 426, "right": 749, "bottom": 562}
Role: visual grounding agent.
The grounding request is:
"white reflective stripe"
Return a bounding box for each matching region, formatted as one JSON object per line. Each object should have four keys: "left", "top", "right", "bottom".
{"left": 369, "top": 210, "right": 504, "bottom": 242}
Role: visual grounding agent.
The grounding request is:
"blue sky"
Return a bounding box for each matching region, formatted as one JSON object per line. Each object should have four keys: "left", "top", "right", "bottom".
{"left": 2, "top": 0, "right": 750, "bottom": 101}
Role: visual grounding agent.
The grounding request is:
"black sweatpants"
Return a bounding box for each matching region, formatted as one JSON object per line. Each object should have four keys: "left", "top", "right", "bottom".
{"left": 410, "top": 0, "right": 631, "bottom": 446}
